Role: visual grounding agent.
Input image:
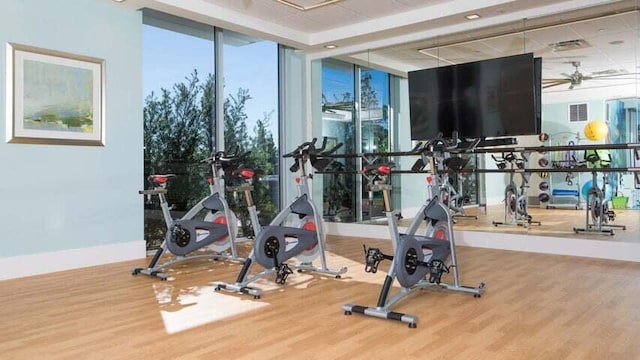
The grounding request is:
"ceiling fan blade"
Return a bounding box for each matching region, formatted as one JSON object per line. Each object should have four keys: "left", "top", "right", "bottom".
{"left": 542, "top": 78, "right": 570, "bottom": 82}
{"left": 585, "top": 77, "right": 639, "bottom": 81}
{"left": 542, "top": 83, "right": 567, "bottom": 89}
{"left": 590, "top": 69, "right": 618, "bottom": 75}
{"left": 590, "top": 72, "right": 639, "bottom": 78}
{"left": 560, "top": 73, "right": 572, "bottom": 78}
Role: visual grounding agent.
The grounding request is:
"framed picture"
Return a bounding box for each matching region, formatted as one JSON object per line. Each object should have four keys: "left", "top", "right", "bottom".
{"left": 6, "top": 43, "right": 105, "bottom": 146}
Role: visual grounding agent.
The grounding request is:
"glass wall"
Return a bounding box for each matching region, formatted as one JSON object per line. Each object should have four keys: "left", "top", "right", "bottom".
{"left": 223, "top": 30, "right": 280, "bottom": 235}
{"left": 321, "top": 59, "right": 397, "bottom": 222}
{"left": 360, "top": 68, "right": 390, "bottom": 219}
{"left": 142, "top": 15, "right": 215, "bottom": 249}
{"left": 142, "top": 15, "right": 280, "bottom": 248}
{"left": 321, "top": 59, "right": 356, "bottom": 222}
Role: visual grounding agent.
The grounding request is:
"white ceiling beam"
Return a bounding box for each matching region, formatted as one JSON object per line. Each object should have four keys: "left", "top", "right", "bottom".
{"left": 308, "top": 0, "right": 517, "bottom": 46}
{"left": 142, "top": 0, "right": 312, "bottom": 48}
{"left": 307, "top": 0, "right": 619, "bottom": 61}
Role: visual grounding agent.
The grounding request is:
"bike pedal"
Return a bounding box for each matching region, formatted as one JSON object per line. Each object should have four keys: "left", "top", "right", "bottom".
{"left": 275, "top": 263, "right": 293, "bottom": 284}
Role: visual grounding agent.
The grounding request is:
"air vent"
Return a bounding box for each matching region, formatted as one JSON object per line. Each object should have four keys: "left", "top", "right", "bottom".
{"left": 569, "top": 103, "right": 588, "bottom": 122}
{"left": 549, "top": 39, "right": 590, "bottom": 52}
{"left": 275, "top": 0, "right": 343, "bottom": 11}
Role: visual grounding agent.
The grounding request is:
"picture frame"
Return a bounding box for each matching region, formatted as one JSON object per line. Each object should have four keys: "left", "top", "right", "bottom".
{"left": 5, "top": 43, "right": 105, "bottom": 146}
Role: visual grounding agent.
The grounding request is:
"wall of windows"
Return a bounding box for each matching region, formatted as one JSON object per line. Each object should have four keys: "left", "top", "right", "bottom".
{"left": 143, "top": 14, "right": 280, "bottom": 248}
{"left": 222, "top": 30, "right": 280, "bottom": 235}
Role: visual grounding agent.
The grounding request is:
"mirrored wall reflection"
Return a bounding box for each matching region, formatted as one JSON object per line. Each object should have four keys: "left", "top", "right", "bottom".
{"left": 330, "top": 8, "right": 639, "bottom": 243}
{"left": 321, "top": 59, "right": 356, "bottom": 223}
{"left": 320, "top": 60, "right": 400, "bottom": 223}
{"left": 360, "top": 68, "right": 390, "bottom": 220}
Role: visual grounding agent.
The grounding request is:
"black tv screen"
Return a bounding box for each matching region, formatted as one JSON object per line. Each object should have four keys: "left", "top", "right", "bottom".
{"left": 409, "top": 53, "right": 538, "bottom": 140}
{"left": 534, "top": 57, "right": 542, "bottom": 133}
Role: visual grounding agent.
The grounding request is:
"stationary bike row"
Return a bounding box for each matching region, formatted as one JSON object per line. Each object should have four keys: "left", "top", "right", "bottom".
{"left": 132, "top": 149, "right": 253, "bottom": 280}
{"left": 574, "top": 151, "right": 626, "bottom": 235}
{"left": 214, "top": 138, "right": 348, "bottom": 299}
{"left": 343, "top": 139, "right": 486, "bottom": 328}
{"left": 492, "top": 152, "right": 541, "bottom": 228}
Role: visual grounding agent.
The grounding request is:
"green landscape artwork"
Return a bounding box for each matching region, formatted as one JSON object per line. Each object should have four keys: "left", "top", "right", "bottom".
{"left": 22, "top": 59, "right": 94, "bottom": 133}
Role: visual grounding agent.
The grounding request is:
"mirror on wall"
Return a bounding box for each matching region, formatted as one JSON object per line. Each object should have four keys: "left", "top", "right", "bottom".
{"left": 323, "top": 6, "right": 639, "bottom": 244}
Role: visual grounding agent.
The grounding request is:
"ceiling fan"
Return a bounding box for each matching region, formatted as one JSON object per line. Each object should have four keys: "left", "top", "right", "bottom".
{"left": 542, "top": 61, "right": 638, "bottom": 90}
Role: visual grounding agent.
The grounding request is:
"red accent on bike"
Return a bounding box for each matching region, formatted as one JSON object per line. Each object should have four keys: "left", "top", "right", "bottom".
{"left": 295, "top": 177, "right": 301, "bottom": 184}
{"left": 434, "top": 229, "right": 447, "bottom": 240}
{"left": 378, "top": 165, "right": 391, "bottom": 176}
{"left": 240, "top": 169, "right": 254, "bottom": 179}
{"left": 207, "top": 177, "right": 214, "bottom": 185}
{"left": 426, "top": 176, "right": 433, "bottom": 184}
{"left": 302, "top": 221, "right": 317, "bottom": 251}
{"left": 152, "top": 176, "right": 169, "bottom": 184}
{"left": 213, "top": 216, "right": 228, "bottom": 241}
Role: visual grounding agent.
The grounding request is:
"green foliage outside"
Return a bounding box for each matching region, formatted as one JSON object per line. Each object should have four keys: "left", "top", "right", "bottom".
{"left": 143, "top": 71, "right": 279, "bottom": 249}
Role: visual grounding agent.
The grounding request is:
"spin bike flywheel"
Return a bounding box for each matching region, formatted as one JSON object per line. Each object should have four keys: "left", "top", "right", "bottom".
{"left": 291, "top": 216, "right": 324, "bottom": 263}
{"left": 202, "top": 211, "right": 238, "bottom": 252}
{"left": 589, "top": 195, "right": 603, "bottom": 224}
{"left": 397, "top": 237, "right": 430, "bottom": 288}
{"left": 506, "top": 190, "right": 518, "bottom": 217}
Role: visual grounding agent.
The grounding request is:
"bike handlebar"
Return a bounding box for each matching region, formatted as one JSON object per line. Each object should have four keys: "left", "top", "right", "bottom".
{"left": 283, "top": 137, "right": 343, "bottom": 158}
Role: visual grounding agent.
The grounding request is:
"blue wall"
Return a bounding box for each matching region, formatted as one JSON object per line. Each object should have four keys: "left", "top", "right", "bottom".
{"left": 0, "top": 0, "right": 142, "bottom": 257}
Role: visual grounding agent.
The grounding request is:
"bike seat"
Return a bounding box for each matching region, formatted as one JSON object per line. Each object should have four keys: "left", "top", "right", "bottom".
{"left": 363, "top": 163, "right": 394, "bottom": 177}
{"left": 147, "top": 174, "right": 176, "bottom": 185}
{"left": 232, "top": 168, "right": 255, "bottom": 179}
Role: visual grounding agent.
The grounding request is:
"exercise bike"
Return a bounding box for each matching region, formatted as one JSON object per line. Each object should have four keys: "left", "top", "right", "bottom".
{"left": 441, "top": 156, "right": 477, "bottom": 221}
{"left": 214, "top": 138, "right": 348, "bottom": 299}
{"left": 343, "top": 138, "right": 485, "bottom": 328}
{"left": 492, "top": 152, "right": 541, "bottom": 228}
{"left": 573, "top": 151, "right": 626, "bottom": 235}
{"left": 131, "top": 150, "right": 251, "bottom": 280}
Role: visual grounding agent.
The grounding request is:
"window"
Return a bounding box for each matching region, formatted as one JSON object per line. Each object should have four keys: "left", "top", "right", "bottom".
{"left": 142, "top": 15, "right": 215, "bottom": 249}
{"left": 222, "top": 30, "right": 280, "bottom": 235}
{"left": 569, "top": 103, "right": 588, "bottom": 122}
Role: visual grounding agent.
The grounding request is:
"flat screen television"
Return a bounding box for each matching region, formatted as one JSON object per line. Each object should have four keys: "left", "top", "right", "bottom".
{"left": 534, "top": 57, "right": 542, "bottom": 134}
{"left": 409, "top": 53, "right": 539, "bottom": 140}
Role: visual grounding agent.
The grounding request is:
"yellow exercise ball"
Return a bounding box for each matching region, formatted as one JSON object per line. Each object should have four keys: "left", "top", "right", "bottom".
{"left": 584, "top": 120, "right": 608, "bottom": 141}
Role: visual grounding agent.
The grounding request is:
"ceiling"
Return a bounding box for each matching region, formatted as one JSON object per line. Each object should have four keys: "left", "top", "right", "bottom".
{"left": 119, "top": 0, "right": 639, "bottom": 91}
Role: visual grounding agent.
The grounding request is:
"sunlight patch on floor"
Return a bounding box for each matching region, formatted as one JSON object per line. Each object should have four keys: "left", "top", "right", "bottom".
{"left": 152, "top": 283, "right": 269, "bottom": 334}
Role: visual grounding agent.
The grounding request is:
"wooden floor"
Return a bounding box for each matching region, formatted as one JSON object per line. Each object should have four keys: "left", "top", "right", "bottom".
{"left": 398, "top": 205, "right": 640, "bottom": 243}
{"left": 2, "top": 238, "right": 640, "bottom": 359}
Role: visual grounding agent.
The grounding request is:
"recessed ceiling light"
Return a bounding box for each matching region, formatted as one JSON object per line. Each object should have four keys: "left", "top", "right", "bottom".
{"left": 112, "top": 0, "right": 126, "bottom": 2}
{"left": 324, "top": 44, "right": 338, "bottom": 49}
{"left": 465, "top": 14, "right": 481, "bottom": 20}
{"left": 609, "top": 40, "right": 624, "bottom": 45}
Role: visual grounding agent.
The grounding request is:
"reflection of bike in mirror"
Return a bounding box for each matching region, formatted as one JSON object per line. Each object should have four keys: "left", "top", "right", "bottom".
{"left": 492, "top": 152, "right": 541, "bottom": 228}
{"left": 441, "top": 156, "right": 477, "bottom": 221}
{"left": 214, "top": 137, "right": 348, "bottom": 299}
{"left": 132, "top": 150, "right": 251, "bottom": 280}
{"left": 323, "top": 161, "right": 348, "bottom": 222}
{"left": 574, "top": 151, "right": 626, "bottom": 235}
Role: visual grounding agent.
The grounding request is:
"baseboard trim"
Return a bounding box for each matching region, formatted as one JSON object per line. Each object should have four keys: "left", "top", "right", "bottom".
{"left": 327, "top": 222, "right": 640, "bottom": 263}
{"left": 0, "top": 240, "right": 146, "bottom": 281}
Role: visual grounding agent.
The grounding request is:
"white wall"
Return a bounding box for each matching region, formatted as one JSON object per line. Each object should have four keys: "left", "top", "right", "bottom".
{"left": 0, "top": 0, "right": 143, "bottom": 279}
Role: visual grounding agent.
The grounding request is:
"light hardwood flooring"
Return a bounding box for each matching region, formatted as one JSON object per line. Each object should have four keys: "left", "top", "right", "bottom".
{"left": 1, "top": 238, "right": 639, "bottom": 359}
